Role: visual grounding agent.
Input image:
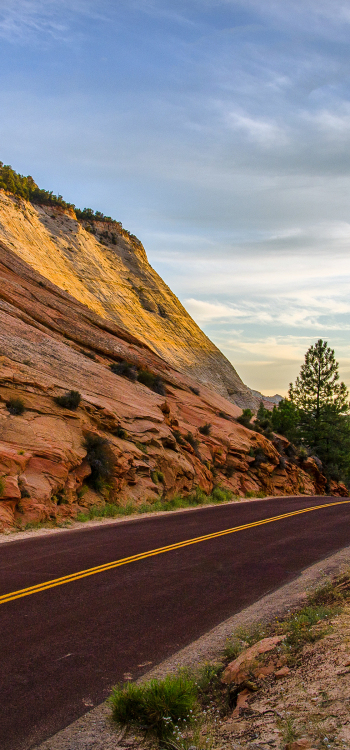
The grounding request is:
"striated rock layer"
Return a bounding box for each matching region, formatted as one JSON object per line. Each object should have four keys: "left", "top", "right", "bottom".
{"left": 0, "top": 190, "right": 257, "bottom": 408}
{"left": 0, "top": 239, "right": 346, "bottom": 531}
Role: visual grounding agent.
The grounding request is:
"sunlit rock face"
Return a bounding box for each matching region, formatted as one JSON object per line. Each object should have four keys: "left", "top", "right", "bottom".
{"left": 0, "top": 191, "right": 255, "bottom": 408}
{"left": 0, "top": 192, "right": 347, "bottom": 530}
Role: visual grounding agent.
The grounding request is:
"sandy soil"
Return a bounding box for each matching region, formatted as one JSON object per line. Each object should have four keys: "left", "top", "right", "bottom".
{"left": 34, "top": 544, "right": 350, "bottom": 750}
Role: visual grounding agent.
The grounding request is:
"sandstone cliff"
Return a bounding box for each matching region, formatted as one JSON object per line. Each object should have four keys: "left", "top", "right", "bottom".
{"left": 0, "top": 236, "right": 346, "bottom": 532}
{"left": 0, "top": 191, "right": 257, "bottom": 408}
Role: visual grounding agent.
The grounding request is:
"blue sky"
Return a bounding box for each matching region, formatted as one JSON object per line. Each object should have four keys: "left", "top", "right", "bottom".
{"left": 1, "top": 1, "right": 350, "bottom": 395}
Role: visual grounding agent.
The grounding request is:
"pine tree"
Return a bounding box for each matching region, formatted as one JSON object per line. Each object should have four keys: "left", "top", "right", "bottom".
{"left": 289, "top": 339, "right": 348, "bottom": 417}
{"left": 289, "top": 339, "right": 350, "bottom": 483}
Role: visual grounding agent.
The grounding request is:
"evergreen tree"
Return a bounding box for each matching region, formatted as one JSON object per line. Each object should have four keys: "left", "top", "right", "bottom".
{"left": 289, "top": 339, "right": 350, "bottom": 484}
{"left": 271, "top": 399, "right": 300, "bottom": 443}
{"left": 255, "top": 401, "right": 273, "bottom": 438}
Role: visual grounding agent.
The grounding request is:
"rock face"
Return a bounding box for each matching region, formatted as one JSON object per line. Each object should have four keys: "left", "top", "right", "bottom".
{"left": 0, "top": 191, "right": 256, "bottom": 408}
{"left": 0, "top": 235, "right": 347, "bottom": 531}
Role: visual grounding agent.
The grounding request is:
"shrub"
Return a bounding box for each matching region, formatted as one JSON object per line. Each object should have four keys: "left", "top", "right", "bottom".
{"left": 190, "top": 386, "right": 200, "bottom": 395}
{"left": 251, "top": 448, "right": 268, "bottom": 467}
{"left": 237, "top": 408, "right": 254, "bottom": 428}
{"left": 185, "top": 431, "right": 199, "bottom": 449}
{"left": 137, "top": 369, "right": 166, "bottom": 395}
{"left": 6, "top": 397, "right": 25, "bottom": 415}
{"left": 211, "top": 486, "right": 231, "bottom": 503}
{"left": 109, "top": 674, "right": 197, "bottom": 740}
{"left": 199, "top": 423, "right": 211, "bottom": 436}
{"left": 151, "top": 470, "right": 165, "bottom": 484}
{"left": 151, "top": 376, "right": 166, "bottom": 396}
{"left": 114, "top": 425, "right": 127, "bottom": 439}
{"left": 54, "top": 390, "right": 81, "bottom": 410}
{"left": 110, "top": 361, "right": 137, "bottom": 381}
{"left": 172, "top": 429, "right": 185, "bottom": 445}
{"left": 84, "top": 435, "right": 114, "bottom": 491}
{"left": 219, "top": 410, "right": 229, "bottom": 420}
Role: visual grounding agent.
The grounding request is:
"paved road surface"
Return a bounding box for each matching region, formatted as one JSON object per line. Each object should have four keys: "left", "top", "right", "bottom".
{"left": 1, "top": 495, "right": 350, "bottom": 750}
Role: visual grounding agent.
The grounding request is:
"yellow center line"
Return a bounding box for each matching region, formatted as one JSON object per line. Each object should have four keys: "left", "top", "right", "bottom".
{"left": 1, "top": 500, "right": 350, "bottom": 605}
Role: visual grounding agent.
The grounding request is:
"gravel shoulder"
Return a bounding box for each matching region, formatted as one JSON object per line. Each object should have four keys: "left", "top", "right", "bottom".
{"left": 35, "top": 543, "right": 350, "bottom": 750}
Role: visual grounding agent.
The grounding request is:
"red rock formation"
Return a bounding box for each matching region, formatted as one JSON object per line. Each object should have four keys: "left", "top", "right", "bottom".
{"left": 0, "top": 241, "right": 346, "bottom": 531}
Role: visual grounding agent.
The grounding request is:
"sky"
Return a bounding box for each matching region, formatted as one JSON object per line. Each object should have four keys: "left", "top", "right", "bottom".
{"left": 1, "top": 1, "right": 350, "bottom": 395}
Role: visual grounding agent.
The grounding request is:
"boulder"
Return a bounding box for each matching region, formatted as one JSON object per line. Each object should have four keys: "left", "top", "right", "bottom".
{"left": 222, "top": 636, "right": 286, "bottom": 685}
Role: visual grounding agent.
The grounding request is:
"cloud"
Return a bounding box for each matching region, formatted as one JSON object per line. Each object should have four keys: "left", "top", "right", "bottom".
{"left": 2, "top": 0, "right": 350, "bottom": 393}
{"left": 0, "top": 0, "right": 103, "bottom": 44}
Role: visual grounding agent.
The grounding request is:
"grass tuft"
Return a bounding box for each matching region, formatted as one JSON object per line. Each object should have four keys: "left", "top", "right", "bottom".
{"left": 109, "top": 674, "right": 197, "bottom": 740}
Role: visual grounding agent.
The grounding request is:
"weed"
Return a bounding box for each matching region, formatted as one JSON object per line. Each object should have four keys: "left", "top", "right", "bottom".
{"left": 277, "top": 716, "right": 298, "bottom": 744}
{"left": 109, "top": 674, "right": 197, "bottom": 740}
{"left": 196, "top": 663, "right": 223, "bottom": 693}
{"left": 199, "top": 423, "right": 211, "bottom": 436}
{"left": 84, "top": 434, "right": 115, "bottom": 491}
{"left": 54, "top": 390, "right": 81, "bottom": 410}
{"left": 6, "top": 397, "right": 25, "bottom": 415}
{"left": 307, "top": 578, "right": 344, "bottom": 606}
{"left": 282, "top": 603, "right": 340, "bottom": 653}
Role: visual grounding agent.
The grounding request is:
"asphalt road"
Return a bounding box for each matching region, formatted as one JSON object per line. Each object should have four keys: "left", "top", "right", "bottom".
{"left": 1, "top": 495, "right": 350, "bottom": 750}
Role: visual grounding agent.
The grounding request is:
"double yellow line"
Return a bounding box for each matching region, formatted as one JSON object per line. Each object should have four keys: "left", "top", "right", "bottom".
{"left": 1, "top": 500, "right": 349, "bottom": 606}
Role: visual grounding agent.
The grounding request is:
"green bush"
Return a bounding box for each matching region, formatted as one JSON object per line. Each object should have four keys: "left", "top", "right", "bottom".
{"left": 109, "top": 674, "right": 197, "bottom": 740}
{"left": 84, "top": 435, "right": 114, "bottom": 491}
{"left": 110, "top": 361, "right": 138, "bottom": 381}
{"left": 211, "top": 486, "right": 231, "bottom": 503}
{"left": 151, "top": 470, "right": 165, "bottom": 484}
{"left": 199, "top": 423, "right": 211, "bottom": 436}
{"left": 6, "top": 397, "right": 25, "bottom": 415}
{"left": 55, "top": 390, "right": 81, "bottom": 410}
{"left": 237, "top": 408, "right": 254, "bottom": 428}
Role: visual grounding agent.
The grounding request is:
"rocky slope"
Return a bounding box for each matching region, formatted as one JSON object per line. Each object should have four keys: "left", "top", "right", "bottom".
{"left": 0, "top": 233, "right": 346, "bottom": 531}
{"left": 0, "top": 190, "right": 257, "bottom": 408}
